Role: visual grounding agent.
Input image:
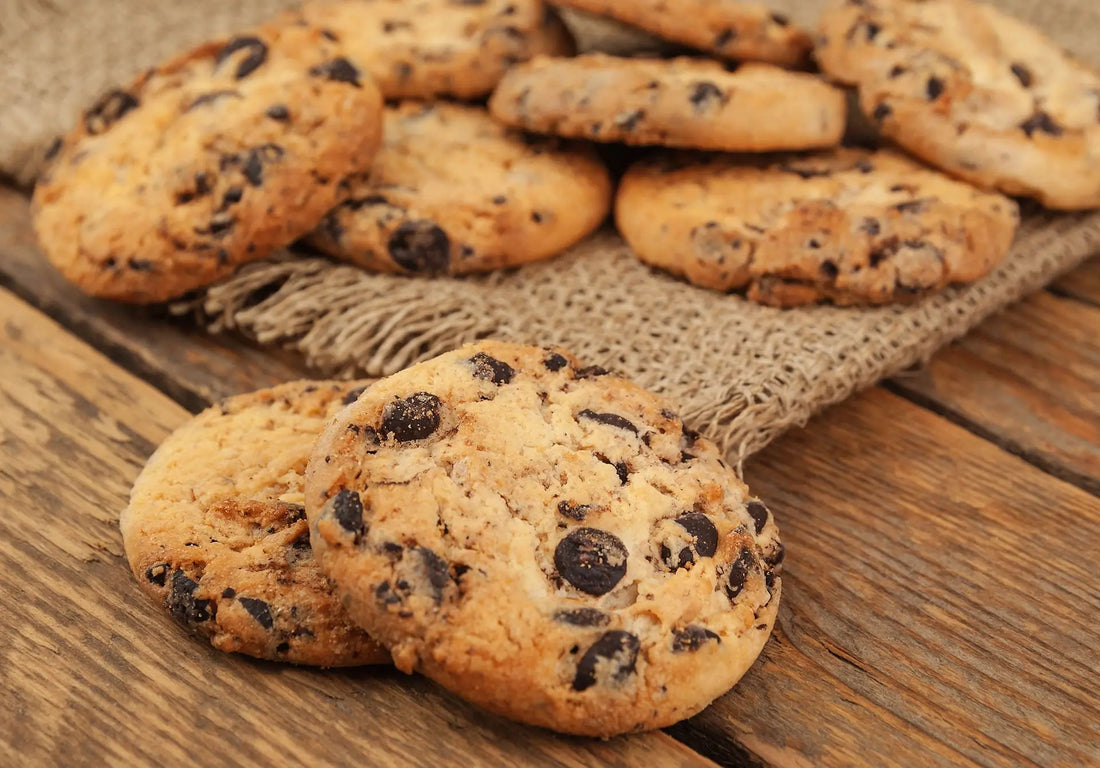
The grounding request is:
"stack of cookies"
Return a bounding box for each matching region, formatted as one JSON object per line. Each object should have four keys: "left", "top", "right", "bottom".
{"left": 122, "top": 341, "right": 785, "bottom": 737}
{"left": 30, "top": 0, "right": 1100, "bottom": 309}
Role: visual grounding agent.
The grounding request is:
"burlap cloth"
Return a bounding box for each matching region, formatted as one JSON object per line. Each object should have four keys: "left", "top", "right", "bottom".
{"left": 3, "top": 0, "right": 1098, "bottom": 461}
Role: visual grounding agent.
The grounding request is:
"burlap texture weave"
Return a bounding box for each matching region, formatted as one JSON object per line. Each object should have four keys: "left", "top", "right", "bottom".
{"left": 3, "top": 0, "right": 1098, "bottom": 461}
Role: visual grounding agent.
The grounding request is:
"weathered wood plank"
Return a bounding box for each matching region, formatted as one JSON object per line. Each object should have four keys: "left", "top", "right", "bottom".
{"left": 0, "top": 185, "right": 306, "bottom": 411}
{"left": 1050, "top": 254, "right": 1100, "bottom": 306}
{"left": 691, "top": 387, "right": 1099, "bottom": 768}
{"left": 0, "top": 289, "right": 716, "bottom": 768}
{"left": 889, "top": 290, "right": 1100, "bottom": 494}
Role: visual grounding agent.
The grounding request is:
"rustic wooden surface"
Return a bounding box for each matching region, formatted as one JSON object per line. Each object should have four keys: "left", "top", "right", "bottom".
{"left": 1, "top": 183, "right": 1098, "bottom": 767}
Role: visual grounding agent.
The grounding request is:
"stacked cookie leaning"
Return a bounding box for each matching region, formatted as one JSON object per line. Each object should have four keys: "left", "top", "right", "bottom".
{"left": 122, "top": 342, "right": 785, "bottom": 737}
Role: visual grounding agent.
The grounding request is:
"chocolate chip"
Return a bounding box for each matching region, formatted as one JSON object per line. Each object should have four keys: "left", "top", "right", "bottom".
{"left": 925, "top": 77, "right": 944, "bottom": 100}
{"left": 770, "top": 12, "right": 790, "bottom": 25}
{"left": 746, "top": 500, "right": 770, "bottom": 533}
{"left": 871, "top": 102, "right": 892, "bottom": 123}
{"left": 145, "top": 563, "right": 169, "bottom": 586}
{"left": 468, "top": 352, "right": 515, "bottom": 385}
{"left": 860, "top": 217, "right": 881, "bottom": 236}
{"left": 1019, "top": 111, "right": 1063, "bottom": 137}
{"left": 554, "top": 528, "right": 628, "bottom": 596}
{"left": 321, "top": 28, "right": 340, "bottom": 41}
{"left": 310, "top": 58, "right": 362, "bottom": 87}
{"left": 84, "top": 90, "right": 139, "bottom": 134}
{"left": 265, "top": 104, "right": 290, "bottom": 121}
{"left": 672, "top": 626, "right": 721, "bottom": 652}
{"left": 221, "top": 587, "right": 236, "bottom": 599}
{"left": 821, "top": 260, "right": 839, "bottom": 279}
{"left": 221, "top": 186, "right": 243, "bottom": 206}
{"left": 243, "top": 151, "right": 264, "bottom": 187}
{"left": 765, "top": 541, "right": 786, "bottom": 567}
{"left": 380, "top": 392, "right": 442, "bottom": 441}
{"left": 661, "top": 512, "right": 719, "bottom": 570}
{"left": 557, "top": 501, "right": 593, "bottom": 521}
{"left": 614, "top": 110, "right": 645, "bottom": 131}
{"left": 1010, "top": 62, "right": 1032, "bottom": 88}
{"left": 388, "top": 220, "right": 450, "bottom": 273}
{"left": 239, "top": 597, "right": 274, "bottom": 629}
{"left": 186, "top": 90, "right": 242, "bottom": 111}
{"left": 689, "top": 82, "right": 727, "bottom": 113}
{"left": 491, "top": 195, "right": 507, "bottom": 205}
{"left": 342, "top": 385, "right": 368, "bottom": 405}
{"left": 415, "top": 547, "right": 451, "bottom": 604}
{"left": 44, "top": 138, "right": 63, "bottom": 161}
{"left": 275, "top": 641, "right": 290, "bottom": 654}
{"left": 128, "top": 258, "right": 154, "bottom": 272}
{"left": 713, "top": 28, "right": 736, "bottom": 48}
{"left": 329, "top": 488, "right": 365, "bottom": 535}
{"left": 573, "top": 631, "right": 640, "bottom": 691}
{"left": 575, "top": 365, "right": 609, "bottom": 378}
{"left": 765, "top": 569, "right": 777, "bottom": 593}
{"left": 895, "top": 199, "right": 929, "bottom": 214}
{"left": 888, "top": 65, "right": 906, "bottom": 78}
{"left": 544, "top": 353, "right": 569, "bottom": 371}
{"left": 725, "top": 547, "right": 757, "bottom": 600}
{"left": 554, "top": 608, "right": 610, "bottom": 627}
{"left": 864, "top": 22, "right": 881, "bottom": 40}
{"left": 167, "top": 569, "right": 213, "bottom": 626}
{"left": 215, "top": 36, "right": 268, "bottom": 79}
{"left": 577, "top": 409, "right": 638, "bottom": 434}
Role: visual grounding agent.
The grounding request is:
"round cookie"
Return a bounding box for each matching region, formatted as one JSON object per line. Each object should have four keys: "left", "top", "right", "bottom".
{"left": 489, "top": 54, "right": 847, "bottom": 151}
{"left": 32, "top": 16, "right": 385, "bottom": 303}
{"left": 816, "top": 0, "right": 1100, "bottom": 210}
{"left": 121, "top": 380, "right": 389, "bottom": 667}
{"left": 299, "top": 0, "right": 574, "bottom": 100}
{"left": 304, "top": 341, "right": 784, "bottom": 737}
{"left": 616, "top": 149, "right": 1020, "bottom": 307}
{"left": 305, "top": 102, "right": 612, "bottom": 275}
{"left": 552, "top": 0, "right": 812, "bottom": 68}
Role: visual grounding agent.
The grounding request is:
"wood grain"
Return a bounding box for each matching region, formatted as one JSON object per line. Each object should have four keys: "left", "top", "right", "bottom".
{"left": 689, "top": 387, "right": 1100, "bottom": 768}
{"left": 0, "top": 186, "right": 305, "bottom": 411}
{"left": 1050, "top": 254, "right": 1100, "bottom": 306}
{"left": 0, "top": 289, "right": 715, "bottom": 768}
{"left": 889, "top": 290, "right": 1100, "bottom": 493}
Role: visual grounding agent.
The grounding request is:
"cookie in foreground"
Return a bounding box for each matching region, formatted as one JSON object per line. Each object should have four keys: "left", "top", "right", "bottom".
{"left": 305, "top": 341, "right": 783, "bottom": 736}
{"left": 121, "top": 381, "right": 389, "bottom": 667}
{"left": 33, "top": 15, "right": 384, "bottom": 303}
{"left": 305, "top": 102, "right": 612, "bottom": 275}
{"left": 489, "top": 54, "right": 846, "bottom": 151}
{"left": 616, "top": 149, "right": 1019, "bottom": 306}
{"left": 816, "top": 0, "right": 1100, "bottom": 210}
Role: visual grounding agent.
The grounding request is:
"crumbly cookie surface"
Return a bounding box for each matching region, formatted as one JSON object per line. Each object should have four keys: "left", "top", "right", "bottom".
{"left": 121, "top": 381, "right": 389, "bottom": 667}
{"left": 305, "top": 341, "right": 783, "bottom": 737}
{"left": 32, "top": 15, "right": 384, "bottom": 303}
{"left": 816, "top": 0, "right": 1100, "bottom": 209}
{"left": 305, "top": 102, "right": 612, "bottom": 275}
{"left": 616, "top": 149, "right": 1020, "bottom": 306}
{"left": 489, "top": 54, "right": 846, "bottom": 151}
{"left": 300, "top": 0, "right": 574, "bottom": 100}
{"left": 552, "top": 0, "right": 812, "bottom": 67}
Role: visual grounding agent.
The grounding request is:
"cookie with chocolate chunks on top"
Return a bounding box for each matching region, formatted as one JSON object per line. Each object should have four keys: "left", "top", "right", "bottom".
{"left": 616, "top": 148, "right": 1019, "bottom": 306}
{"left": 816, "top": 0, "right": 1100, "bottom": 210}
{"left": 304, "top": 341, "right": 783, "bottom": 737}
{"left": 305, "top": 102, "right": 612, "bottom": 275}
{"left": 121, "top": 381, "right": 389, "bottom": 667}
{"left": 489, "top": 54, "right": 846, "bottom": 151}
{"left": 32, "top": 13, "right": 384, "bottom": 303}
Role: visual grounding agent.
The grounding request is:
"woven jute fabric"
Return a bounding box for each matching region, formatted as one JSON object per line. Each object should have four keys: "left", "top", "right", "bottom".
{"left": 4, "top": 0, "right": 1099, "bottom": 462}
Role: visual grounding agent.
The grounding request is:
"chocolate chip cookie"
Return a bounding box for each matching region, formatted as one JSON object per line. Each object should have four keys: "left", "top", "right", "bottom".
{"left": 816, "top": 0, "right": 1100, "bottom": 210}
{"left": 121, "top": 381, "right": 389, "bottom": 667}
{"left": 489, "top": 54, "right": 847, "bottom": 151}
{"left": 32, "top": 16, "right": 385, "bottom": 303}
{"left": 305, "top": 102, "right": 612, "bottom": 275}
{"left": 616, "top": 149, "right": 1020, "bottom": 306}
{"left": 304, "top": 341, "right": 783, "bottom": 736}
{"left": 300, "top": 0, "right": 574, "bottom": 100}
{"left": 552, "top": 0, "right": 812, "bottom": 67}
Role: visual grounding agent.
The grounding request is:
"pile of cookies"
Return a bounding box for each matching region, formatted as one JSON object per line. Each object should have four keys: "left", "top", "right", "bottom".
{"left": 122, "top": 341, "right": 785, "bottom": 736}
{"left": 31, "top": 0, "right": 1100, "bottom": 308}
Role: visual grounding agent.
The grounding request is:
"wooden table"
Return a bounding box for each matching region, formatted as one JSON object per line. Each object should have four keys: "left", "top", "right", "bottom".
{"left": 2, "top": 184, "right": 1097, "bottom": 767}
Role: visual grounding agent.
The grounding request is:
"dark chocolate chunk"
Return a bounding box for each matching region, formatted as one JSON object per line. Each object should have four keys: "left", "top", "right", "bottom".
{"left": 380, "top": 392, "right": 443, "bottom": 441}
{"left": 765, "top": 541, "right": 786, "bottom": 568}
{"left": 215, "top": 36, "right": 268, "bottom": 79}
{"left": 821, "top": 260, "right": 839, "bottom": 279}
{"left": 871, "top": 102, "right": 892, "bottom": 123}
{"left": 388, "top": 220, "right": 450, "bottom": 273}
{"left": 84, "top": 90, "right": 139, "bottom": 134}
{"left": 573, "top": 631, "right": 640, "bottom": 691}
{"left": 221, "top": 587, "right": 236, "bottom": 599}
{"left": 543, "top": 352, "right": 569, "bottom": 371}
{"left": 239, "top": 597, "right": 274, "bottom": 629}
{"left": 575, "top": 365, "right": 609, "bottom": 378}
{"left": 329, "top": 488, "right": 365, "bottom": 535}
{"left": 689, "top": 82, "right": 727, "bottom": 113}
{"left": 265, "top": 104, "right": 290, "bottom": 121}
{"left": 725, "top": 547, "right": 757, "bottom": 600}
{"left": 765, "top": 569, "right": 777, "bottom": 593}
{"left": 614, "top": 461, "right": 629, "bottom": 485}
{"left": 864, "top": 22, "right": 881, "bottom": 40}
{"left": 221, "top": 186, "right": 243, "bottom": 206}
{"left": 672, "top": 625, "right": 721, "bottom": 652}
{"left": 746, "top": 500, "right": 770, "bottom": 533}
{"left": 275, "top": 641, "right": 291, "bottom": 654}
{"left": 713, "top": 28, "right": 736, "bottom": 49}
{"left": 242, "top": 151, "right": 264, "bottom": 187}
{"left": 1019, "top": 111, "right": 1063, "bottom": 137}
{"left": 554, "top": 607, "right": 610, "bottom": 627}
{"left": 1010, "top": 62, "right": 1032, "bottom": 88}
{"left": 557, "top": 501, "right": 593, "bottom": 521}
{"left": 468, "top": 352, "right": 515, "bottom": 385}
{"left": 925, "top": 77, "right": 944, "bottom": 100}
{"left": 415, "top": 547, "right": 451, "bottom": 604}
{"left": 145, "top": 563, "right": 169, "bottom": 586}
{"left": 310, "top": 58, "right": 362, "bottom": 87}
{"left": 577, "top": 409, "right": 638, "bottom": 434}
{"left": 342, "top": 385, "right": 368, "bottom": 405}
{"left": 677, "top": 513, "right": 719, "bottom": 557}
{"left": 554, "top": 528, "right": 628, "bottom": 596}
{"left": 167, "top": 569, "right": 213, "bottom": 626}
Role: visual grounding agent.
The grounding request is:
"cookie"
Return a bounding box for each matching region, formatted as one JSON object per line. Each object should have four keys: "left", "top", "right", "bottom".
{"left": 121, "top": 381, "right": 389, "bottom": 667}
{"left": 299, "top": 0, "right": 574, "bottom": 100}
{"left": 305, "top": 102, "right": 612, "bottom": 275}
{"left": 32, "top": 16, "right": 385, "bottom": 303}
{"left": 816, "top": 0, "right": 1100, "bottom": 210}
{"left": 616, "top": 149, "right": 1020, "bottom": 306}
{"left": 304, "top": 341, "right": 783, "bottom": 736}
{"left": 552, "top": 0, "right": 812, "bottom": 68}
{"left": 489, "top": 54, "right": 847, "bottom": 151}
